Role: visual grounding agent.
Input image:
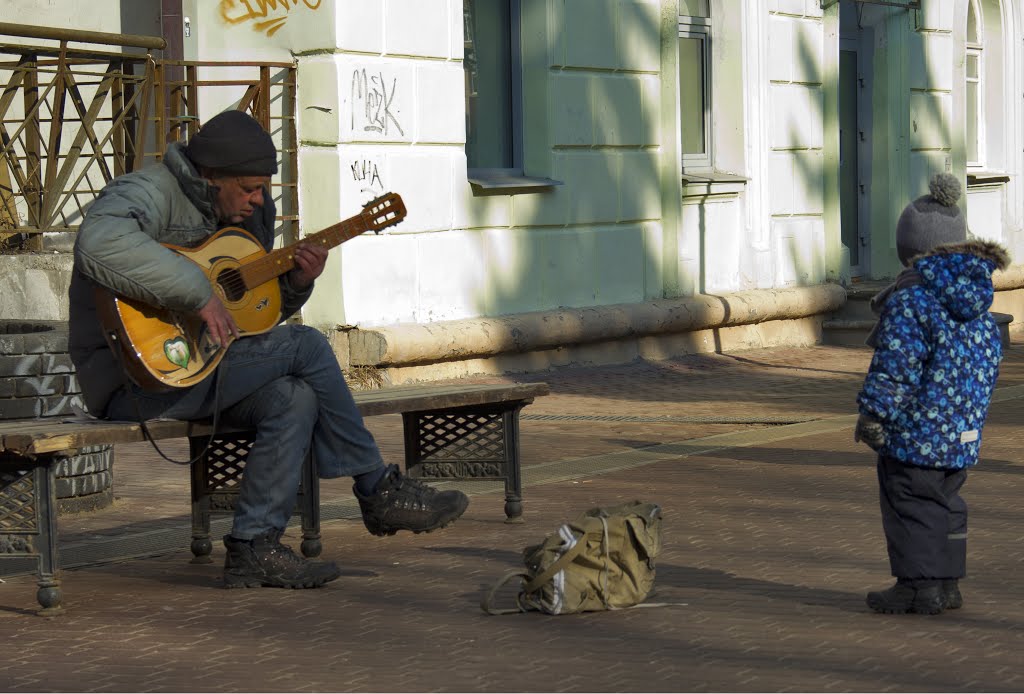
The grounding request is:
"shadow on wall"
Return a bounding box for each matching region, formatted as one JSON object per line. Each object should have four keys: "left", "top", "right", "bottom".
{"left": 474, "top": 2, "right": 663, "bottom": 322}
{"left": 779, "top": 17, "right": 827, "bottom": 290}
{"left": 471, "top": 4, "right": 846, "bottom": 336}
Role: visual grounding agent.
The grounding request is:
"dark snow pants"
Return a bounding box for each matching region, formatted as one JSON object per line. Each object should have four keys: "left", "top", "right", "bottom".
{"left": 876, "top": 455, "right": 968, "bottom": 580}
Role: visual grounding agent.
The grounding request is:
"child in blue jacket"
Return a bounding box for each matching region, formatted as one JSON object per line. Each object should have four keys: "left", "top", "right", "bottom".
{"left": 855, "top": 173, "right": 1010, "bottom": 614}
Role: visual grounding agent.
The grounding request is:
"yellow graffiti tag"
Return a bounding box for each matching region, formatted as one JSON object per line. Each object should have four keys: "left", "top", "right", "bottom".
{"left": 219, "top": 0, "right": 323, "bottom": 37}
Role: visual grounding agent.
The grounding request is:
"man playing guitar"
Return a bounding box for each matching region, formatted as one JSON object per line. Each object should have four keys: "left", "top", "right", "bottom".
{"left": 69, "top": 109, "right": 468, "bottom": 589}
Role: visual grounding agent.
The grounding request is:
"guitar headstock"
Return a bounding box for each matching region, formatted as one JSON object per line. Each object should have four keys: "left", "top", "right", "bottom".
{"left": 361, "top": 192, "right": 407, "bottom": 233}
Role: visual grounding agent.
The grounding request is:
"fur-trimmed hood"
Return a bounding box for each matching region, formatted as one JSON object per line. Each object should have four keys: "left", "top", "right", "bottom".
{"left": 869, "top": 239, "right": 1011, "bottom": 338}
{"left": 912, "top": 239, "right": 1011, "bottom": 322}
{"left": 907, "top": 238, "right": 1011, "bottom": 271}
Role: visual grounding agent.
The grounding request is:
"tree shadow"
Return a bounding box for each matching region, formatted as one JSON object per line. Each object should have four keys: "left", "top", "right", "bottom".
{"left": 656, "top": 563, "right": 865, "bottom": 613}
{"left": 507, "top": 347, "right": 869, "bottom": 417}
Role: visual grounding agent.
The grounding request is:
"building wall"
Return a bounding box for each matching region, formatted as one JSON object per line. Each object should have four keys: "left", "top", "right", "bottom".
{"left": 272, "top": 0, "right": 838, "bottom": 332}
{"left": 125, "top": 0, "right": 1024, "bottom": 331}
{"left": 766, "top": 2, "right": 828, "bottom": 289}
{"left": 6, "top": 0, "right": 1024, "bottom": 359}
{"left": 957, "top": 0, "right": 1024, "bottom": 258}
{"left": 852, "top": 0, "right": 1024, "bottom": 278}
{"left": 287, "top": 0, "right": 666, "bottom": 330}
{"left": 2, "top": 0, "right": 136, "bottom": 34}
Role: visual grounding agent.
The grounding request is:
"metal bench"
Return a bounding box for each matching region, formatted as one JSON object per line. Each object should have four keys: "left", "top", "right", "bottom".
{"left": 0, "top": 381, "right": 549, "bottom": 614}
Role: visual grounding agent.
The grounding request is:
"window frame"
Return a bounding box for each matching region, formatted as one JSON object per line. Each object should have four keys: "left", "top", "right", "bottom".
{"left": 464, "top": 0, "right": 559, "bottom": 192}
{"left": 678, "top": 12, "right": 713, "bottom": 173}
{"left": 965, "top": 0, "right": 985, "bottom": 170}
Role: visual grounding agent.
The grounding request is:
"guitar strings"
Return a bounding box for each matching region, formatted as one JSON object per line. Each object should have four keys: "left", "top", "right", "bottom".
{"left": 210, "top": 211, "right": 391, "bottom": 298}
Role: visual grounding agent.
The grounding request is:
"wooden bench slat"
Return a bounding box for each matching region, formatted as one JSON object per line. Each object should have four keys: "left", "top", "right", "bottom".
{"left": 0, "top": 382, "right": 551, "bottom": 456}
{"left": 353, "top": 382, "right": 549, "bottom": 416}
{"left": 0, "top": 419, "right": 204, "bottom": 455}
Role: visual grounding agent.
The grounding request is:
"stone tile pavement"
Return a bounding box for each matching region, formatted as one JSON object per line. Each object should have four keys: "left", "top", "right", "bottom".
{"left": 3, "top": 342, "right": 1024, "bottom": 692}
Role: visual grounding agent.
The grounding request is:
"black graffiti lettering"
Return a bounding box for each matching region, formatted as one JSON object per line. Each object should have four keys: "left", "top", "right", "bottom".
{"left": 351, "top": 69, "right": 405, "bottom": 137}
{"left": 351, "top": 159, "right": 384, "bottom": 193}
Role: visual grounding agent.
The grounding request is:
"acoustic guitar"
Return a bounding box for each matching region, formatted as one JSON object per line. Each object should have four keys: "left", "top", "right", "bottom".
{"left": 96, "top": 192, "right": 406, "bottom": 392}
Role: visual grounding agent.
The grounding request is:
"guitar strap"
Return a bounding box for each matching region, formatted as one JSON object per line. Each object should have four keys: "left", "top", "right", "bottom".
{"left": 106, "top": 328, "right": 226, "bottom": 467}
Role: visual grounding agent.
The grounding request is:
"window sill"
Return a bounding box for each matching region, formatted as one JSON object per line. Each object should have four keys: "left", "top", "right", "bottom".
{"left": 681, "top": 171, "right": 748, "bottom": 199}
{"left": 468, "top": 169, "right": 563, "bottom": 196}
{"left": 967, "top": 171, "right": 1011, "bottom": 186}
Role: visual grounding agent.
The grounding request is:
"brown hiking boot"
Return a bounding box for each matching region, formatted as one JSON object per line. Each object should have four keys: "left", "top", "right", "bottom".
{"left": 354, "top": 464, "right": 469, "bottom": 536}
{"left": 223, "top": 530, "right": 341, "bottom": 589}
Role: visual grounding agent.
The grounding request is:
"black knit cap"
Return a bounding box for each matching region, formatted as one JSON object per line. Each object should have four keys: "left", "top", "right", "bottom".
{"left": 185, "top": 110, "right": 278, "bottom": 176}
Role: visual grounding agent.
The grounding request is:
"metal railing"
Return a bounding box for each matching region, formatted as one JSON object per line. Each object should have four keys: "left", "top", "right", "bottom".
{"left": 0, "top": 22, "right": 298, "bottom": 251}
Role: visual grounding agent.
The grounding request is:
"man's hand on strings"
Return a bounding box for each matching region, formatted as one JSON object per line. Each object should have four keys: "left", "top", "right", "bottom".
{"left": 198, "top": 294, "right": 239, "bottom": 349}
{"left": 289, "top": 242, "right": 328, "bottom": 289}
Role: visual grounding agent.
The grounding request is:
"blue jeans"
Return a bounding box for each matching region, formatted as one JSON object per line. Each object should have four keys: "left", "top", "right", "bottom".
{"left": 105, "top": 324, "right": 384, "bottom": 539}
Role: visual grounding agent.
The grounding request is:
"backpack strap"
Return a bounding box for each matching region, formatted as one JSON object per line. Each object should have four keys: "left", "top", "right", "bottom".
{"left": 480, "top": 572, "right": 532, "bottom": 615}
{"left": 481, "top": 528, "right": 593, "bottom": 615}
{"left": 521, "top": 528, "right": 591, "bottom": 594}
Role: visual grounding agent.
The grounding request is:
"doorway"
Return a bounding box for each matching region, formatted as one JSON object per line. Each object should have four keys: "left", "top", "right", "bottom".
{"left": 839, "top": 42, "right": 866, "bottom": 279}
{"left": 839, "top": 4, "right": 870, "bottom": 281}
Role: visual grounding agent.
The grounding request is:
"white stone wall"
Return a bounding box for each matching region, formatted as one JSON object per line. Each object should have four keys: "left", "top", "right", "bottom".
{"left": 1, "top": 0, "right": 130, "bottom": 34}
{"left": 909, "top": 4, "right": 955, "bottom": 195}
{"left": 968, "top": 185, "right": 1007, "bottom": 244}
{"left": 765, "top": 2, "right": 826, "bottom": 288}
{"left": 288, "top": 0, "right": 666, "bottom": 329}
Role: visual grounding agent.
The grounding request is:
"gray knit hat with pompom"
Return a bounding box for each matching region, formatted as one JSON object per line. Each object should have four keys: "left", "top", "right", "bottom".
{"left": 895, "top": 172, "right": 967, "bottom": 266}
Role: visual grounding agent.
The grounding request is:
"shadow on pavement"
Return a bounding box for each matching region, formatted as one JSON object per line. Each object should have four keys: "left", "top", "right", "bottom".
{"left": 656, "top": 563, "right": 866, "bottom": 613}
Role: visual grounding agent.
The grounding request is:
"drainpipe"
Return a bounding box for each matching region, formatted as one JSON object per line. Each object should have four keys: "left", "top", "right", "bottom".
{"left": 160, "top": 0, "right": 184, "bottom": 61}
{"left": 160, "top": 0, "right": 184, "bottom": 134}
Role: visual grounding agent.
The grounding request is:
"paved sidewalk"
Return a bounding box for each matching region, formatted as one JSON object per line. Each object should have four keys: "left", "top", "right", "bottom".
{"left": 4, "top": 342, "right": 1024, "bottom": 692}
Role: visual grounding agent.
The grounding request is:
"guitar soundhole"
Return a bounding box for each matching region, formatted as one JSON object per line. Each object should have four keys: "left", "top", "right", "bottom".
{"left": 216, "top": 268, "right": 246, "bottom": 302}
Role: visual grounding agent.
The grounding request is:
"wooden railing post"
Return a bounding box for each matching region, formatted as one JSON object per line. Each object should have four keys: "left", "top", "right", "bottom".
{"left": 21, "top": 53, "right": 41, "bottom": 248}
{"left": 111, "top": 59, "right": 126, "bottom": 178}
{"left": 153, "top": 61, "right": 166, "bottom": 159}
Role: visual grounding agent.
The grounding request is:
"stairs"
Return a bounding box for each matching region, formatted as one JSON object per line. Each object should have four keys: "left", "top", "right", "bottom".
{"left": 821, "top": 281, "right": 886, "bottom": 347}
{"left": 822, "top": 280, "right": 1012, "bottom": 347}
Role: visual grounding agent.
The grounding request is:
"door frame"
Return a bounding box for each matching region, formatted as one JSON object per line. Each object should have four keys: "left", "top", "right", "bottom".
{"left": 839, "top": 31, "right": 872, "bottom": 280}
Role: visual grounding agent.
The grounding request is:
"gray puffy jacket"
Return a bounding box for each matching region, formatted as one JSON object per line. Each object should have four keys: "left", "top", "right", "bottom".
{"left": 68, "top": 142, "right": 312, "bottom": 416}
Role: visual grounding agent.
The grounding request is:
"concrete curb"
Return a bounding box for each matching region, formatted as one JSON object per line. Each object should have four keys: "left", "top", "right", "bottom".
{"left": 349, "top": 284, "right": 847, "bottom": 367}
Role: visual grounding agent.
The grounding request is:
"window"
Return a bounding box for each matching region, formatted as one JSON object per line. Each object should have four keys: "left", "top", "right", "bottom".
{"left": 678, "top": 0, "right": 711, "bottom": 171}
{"left": 464, "top": 0, "right": 521, "bottom": 172}
{"left": 966, "top": 0, "right": 983, "bottom": 167}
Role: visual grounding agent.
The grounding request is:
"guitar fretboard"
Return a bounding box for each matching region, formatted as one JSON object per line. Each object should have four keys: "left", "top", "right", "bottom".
{"left": 238, "top": 216, "right": 370, "bottom": 289}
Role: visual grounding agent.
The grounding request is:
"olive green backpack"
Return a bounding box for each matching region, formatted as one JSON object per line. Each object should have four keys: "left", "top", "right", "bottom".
{"left": 481, "top": 500, "right": 662, "bottom": 615}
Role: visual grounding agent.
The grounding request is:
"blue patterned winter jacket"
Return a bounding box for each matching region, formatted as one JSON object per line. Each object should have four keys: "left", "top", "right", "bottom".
{"left": 857, "top": 240, "right": 1011, "bottom": 469}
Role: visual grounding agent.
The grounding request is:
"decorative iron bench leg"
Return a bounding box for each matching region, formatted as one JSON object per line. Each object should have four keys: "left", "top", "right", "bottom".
{"left": 501, "top": 405, "right": 525, "bottom": 521}
{"left": 189, "top": 433, "right": 321, "bottom": 563}
{"left": 300, "top": 452, "right": 322, "bottom": 558}
{"left": 0, "top": 455, "right": 63, "bottom": 615}
{"left": 402, "top": 400, "right": 531, "bottom": 522}
{"left": 188, "top": 446, "right": 215, "bottom": 564}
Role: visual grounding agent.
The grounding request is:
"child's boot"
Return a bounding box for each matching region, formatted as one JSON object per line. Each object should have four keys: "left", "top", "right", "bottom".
{"left": 866, "top": 578, "right": 944, "bottom": 614}
{"left": 941, "top": 579, "right": 963, "bottom": 609}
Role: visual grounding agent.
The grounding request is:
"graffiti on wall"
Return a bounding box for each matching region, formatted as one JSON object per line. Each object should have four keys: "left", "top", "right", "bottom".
{"left": 219, "top": 0, "right": 323, "bottom": 37}
{"left": 351, "top": 69, "right": 405, "bottom": 137}
{"left": 351, "top": 160, "right": 384, "bottom": 194}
